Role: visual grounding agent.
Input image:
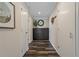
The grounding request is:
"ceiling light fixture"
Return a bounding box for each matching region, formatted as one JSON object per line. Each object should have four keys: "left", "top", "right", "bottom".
{"left": 38, "top": 11, "right": 41, "bottom": 15}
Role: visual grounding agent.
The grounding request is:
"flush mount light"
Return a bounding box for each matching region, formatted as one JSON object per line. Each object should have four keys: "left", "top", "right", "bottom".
{"left": 38, "top": 11, "right": 41, "bottom": 15}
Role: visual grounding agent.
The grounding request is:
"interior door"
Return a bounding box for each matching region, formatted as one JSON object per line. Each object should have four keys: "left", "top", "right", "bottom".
{"left": 21, "top": 8, "right": 29, "bottom": 56}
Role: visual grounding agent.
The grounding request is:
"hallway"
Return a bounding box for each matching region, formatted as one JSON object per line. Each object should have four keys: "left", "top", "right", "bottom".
{"left": 0, "top": 2, "right": 79, "bottom": 57}
{"left": 24, "top": 40, "right": 59, "bottom": 57}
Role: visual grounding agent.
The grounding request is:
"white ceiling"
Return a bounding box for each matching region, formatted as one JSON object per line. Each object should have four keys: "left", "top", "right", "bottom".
{"left": 26, "top": 2, "right": 57, "bottom": 20}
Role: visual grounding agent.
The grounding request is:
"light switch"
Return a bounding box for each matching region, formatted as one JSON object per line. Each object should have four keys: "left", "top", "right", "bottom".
{"left": 69, "top": 32, "right": 73, "bottom": 39}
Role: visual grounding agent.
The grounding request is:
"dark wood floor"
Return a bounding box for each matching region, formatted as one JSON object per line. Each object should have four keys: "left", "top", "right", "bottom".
{"left": 23, "top": 40, "right": 59, "bottom": 57}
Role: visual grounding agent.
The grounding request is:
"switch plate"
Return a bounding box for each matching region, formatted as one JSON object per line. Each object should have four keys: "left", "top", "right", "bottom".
{"left": 69, "top": 32, "right": 73, "bottom": 39}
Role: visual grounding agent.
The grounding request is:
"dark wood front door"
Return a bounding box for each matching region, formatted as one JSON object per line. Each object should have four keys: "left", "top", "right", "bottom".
{"left": 33, "top": 28, "right": 49, "bottom": 40}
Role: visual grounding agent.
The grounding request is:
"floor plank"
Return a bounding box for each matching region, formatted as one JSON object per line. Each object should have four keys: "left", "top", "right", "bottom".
{"left": 23, "top": 40, "right": 59, "bottom": 57}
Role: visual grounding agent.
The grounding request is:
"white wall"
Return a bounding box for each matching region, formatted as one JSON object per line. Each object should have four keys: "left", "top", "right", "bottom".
{"left": 49, "top": 2, "right": 76, "bottom": 57}
{"left": 28, "top": 16, "right": 33, "bottom": 43}
{"left": 0, "top": 2, "right": 21, "bottom": 57}
{"left": 49, "top": 8, "right": 58, "bottom": 54}
{"left": 0, "top": 2, "right": 32, "bottom": 57}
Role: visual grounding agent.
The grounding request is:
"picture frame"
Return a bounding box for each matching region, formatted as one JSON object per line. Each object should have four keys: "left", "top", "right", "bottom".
{"left": 0, "top": 2, "right": 15, "bottom": 29}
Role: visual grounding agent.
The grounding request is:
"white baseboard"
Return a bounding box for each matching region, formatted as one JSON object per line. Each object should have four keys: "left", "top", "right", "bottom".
{"left": 49, "top": 40, "right": 61, "bottom": 57}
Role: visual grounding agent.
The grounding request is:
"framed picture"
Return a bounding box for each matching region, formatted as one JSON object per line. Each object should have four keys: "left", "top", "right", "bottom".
{"left": 0, "top": 2, "right": 15, "bottom": 29}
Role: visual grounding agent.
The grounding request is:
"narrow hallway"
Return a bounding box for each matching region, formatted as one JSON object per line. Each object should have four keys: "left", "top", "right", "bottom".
{"left": 24, "top": 40, "right": 59, "bottom": 57}
{"left": 0, "top": 2, "right": 78, "bottom": 57}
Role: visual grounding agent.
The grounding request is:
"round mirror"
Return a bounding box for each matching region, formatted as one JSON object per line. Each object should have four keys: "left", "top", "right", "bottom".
{"left": 38, "top": 20, "right": 44, "bottom": 26}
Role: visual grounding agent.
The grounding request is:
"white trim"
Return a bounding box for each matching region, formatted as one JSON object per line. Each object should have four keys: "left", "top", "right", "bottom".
{"left": 49, "top": 40, "right": 61, "bottom": 57}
